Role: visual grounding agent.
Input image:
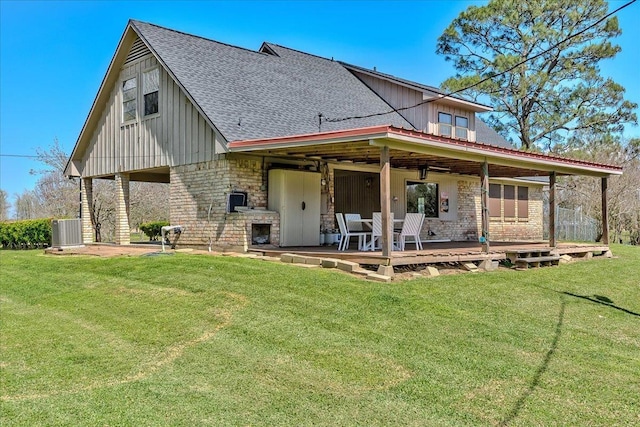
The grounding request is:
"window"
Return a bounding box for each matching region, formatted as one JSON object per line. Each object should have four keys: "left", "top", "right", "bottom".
{"left": 489, "top": 184, "right": 530, "bottom": 220}
{"left": 489, "top": 184, "right": 501, "bottom": 217}
{"left": 438, "top": 112, "right": 452, "bottom": 137}
{"left": 143, "top": 68, "right": 159, "bottom": 116}
{"left": 504, "top": 185, "right": 516, "bottom": 217}
{"left": 455, "top": 116, "right": 468, "bottom": 140}
{"left": 407, "top": 181, "right": 438, "bottom": 218}
{"left": 122, "top": 77, "right": 137, "bottom": 122}
{"left": 438, "top": 112, "right": 469, "bottom": 139}
{"left": 518, "top": 187, "right": 529, "bottom": 218}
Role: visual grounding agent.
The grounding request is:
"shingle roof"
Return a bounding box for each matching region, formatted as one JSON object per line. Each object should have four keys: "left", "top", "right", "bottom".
{"left": 132, "top": 21, "right": 412, "bottom": 142}
{"left": 475, "top": 118, "right": 514, "bottom": 149}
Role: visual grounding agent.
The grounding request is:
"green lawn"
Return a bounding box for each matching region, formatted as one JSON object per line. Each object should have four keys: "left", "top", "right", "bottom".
{"left": 1, "top": 246, "right": 639, "bottom": 426}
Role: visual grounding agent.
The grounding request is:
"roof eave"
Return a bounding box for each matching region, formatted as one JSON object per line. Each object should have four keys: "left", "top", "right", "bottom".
{"left": 341, "top": 62, "right": 492, "bottom": 113}
{"left": 229, "top": 126, "right": 623, "bottom": 178}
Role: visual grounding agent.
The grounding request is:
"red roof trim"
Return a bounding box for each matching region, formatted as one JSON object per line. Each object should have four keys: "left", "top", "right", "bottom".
{"left": 228, "top": 125, "right": 623, "bottom": 172}
{"left": 228, "top": 125, "right": 390, "bottom": 148}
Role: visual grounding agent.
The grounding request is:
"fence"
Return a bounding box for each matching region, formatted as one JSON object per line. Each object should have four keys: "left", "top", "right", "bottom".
{"left": 543, "top": 206, "right": 599, "bottom": 242}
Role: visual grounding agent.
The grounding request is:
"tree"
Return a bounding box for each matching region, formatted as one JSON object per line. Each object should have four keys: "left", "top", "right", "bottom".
{"left": 31, "top": 138, "right": 79, "bottom": 219}
{"left": 14, "top": 190, "right": 41, "bottom": 220}
{"left": 0, "top": 189, "right": 10, "bottom": 221}
{"left": 559, "top": 137, "right": 640, "bottom": 243}
{"left": 130, "top": 182, "right": 170, "bottom": 231}
{"left": 437, "top": 0, "right": 637, "bottom": 151}
{"left": 24, "top": 139, "right": 169, "bottom": 241}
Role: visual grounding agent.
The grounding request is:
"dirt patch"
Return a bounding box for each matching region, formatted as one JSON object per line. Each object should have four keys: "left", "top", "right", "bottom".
{"left": 44, "top": 244, "right": 176, "bottom": 258}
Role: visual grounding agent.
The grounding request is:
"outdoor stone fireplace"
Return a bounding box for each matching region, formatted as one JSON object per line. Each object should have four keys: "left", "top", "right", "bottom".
{"left": 252, "top": 223, "right": 271, "bottom": 245}
{"left": 228, "top": 209, "right": 280, "bottom": 249}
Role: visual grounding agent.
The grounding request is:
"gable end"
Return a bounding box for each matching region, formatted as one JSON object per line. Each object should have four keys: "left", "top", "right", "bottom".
{"left": 125, "top": 37, "right": 152, "bottom": 64}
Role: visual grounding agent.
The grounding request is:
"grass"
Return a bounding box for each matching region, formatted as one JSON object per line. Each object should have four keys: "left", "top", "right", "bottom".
{"left": 1, "top": 246, "right": 639, "bottom": 426}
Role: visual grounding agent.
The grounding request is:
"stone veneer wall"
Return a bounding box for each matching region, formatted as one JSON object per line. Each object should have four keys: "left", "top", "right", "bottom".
{"left": 320, "top": 167, "right": 336, "bottom": 233}
{"left": 169, "top": 155, "right": 279, "bottom": 250}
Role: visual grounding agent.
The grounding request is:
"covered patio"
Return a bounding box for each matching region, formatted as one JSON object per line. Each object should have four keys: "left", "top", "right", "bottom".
{"left": 231, "top": 125, "right": 622, "bottom": 270}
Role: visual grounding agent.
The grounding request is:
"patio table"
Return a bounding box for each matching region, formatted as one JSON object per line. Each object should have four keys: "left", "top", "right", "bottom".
{"left": 350, "top": 218, "right": 404, "bottom": 251}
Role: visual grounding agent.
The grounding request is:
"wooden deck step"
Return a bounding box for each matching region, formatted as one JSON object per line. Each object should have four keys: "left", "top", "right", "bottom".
{"left": 514, "top": 255, "right": 561, "bottom": 270}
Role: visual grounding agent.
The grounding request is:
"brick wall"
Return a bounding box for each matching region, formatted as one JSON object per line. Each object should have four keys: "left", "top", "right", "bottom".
{"left": 114, "top": 173, "right": 131, "bottom": 245}
{"left": 169, "top": 154, "right": 276, "bottom": 250}
{"left": 170, "top": 156, "right": 545, "bottom": 249}
{"left": 419, "top": 179, "right": 544, "bottom": 242}
{"left": 81, "top": 178, "right": 94, "bottom": 243}
{"left": 488, "top": 185, "right": 544, "bottom": 241}
{"left": 420, "top": 179, "right": 482, "bottom": 241}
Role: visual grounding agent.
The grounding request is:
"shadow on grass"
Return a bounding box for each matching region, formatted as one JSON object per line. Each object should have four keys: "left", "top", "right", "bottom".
{"left": 561, "top": 292, "right": 640, "bottom": 318}
{"left": 499, "top": 299, "right": 566, "bottom": 426}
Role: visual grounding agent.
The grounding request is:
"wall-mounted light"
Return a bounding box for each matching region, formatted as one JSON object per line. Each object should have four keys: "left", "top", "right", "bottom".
{"left": 419, "top": 165, "right": 429, "bottom": 180}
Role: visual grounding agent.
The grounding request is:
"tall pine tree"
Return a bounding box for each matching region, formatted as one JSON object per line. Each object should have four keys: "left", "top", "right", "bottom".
{"left": 437, "top": 0, "right": 637, "bottom": 151}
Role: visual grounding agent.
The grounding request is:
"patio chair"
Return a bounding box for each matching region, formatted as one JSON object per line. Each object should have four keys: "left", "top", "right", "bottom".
{"left": 394, "top": 213, "right": 425, "bottom": 250}
{"left": 344, "top": 213, "right": 364, "bottom": 231}
{"left": 370, "top": 212, "right": 394, "bottom": 251}
{"left": 336, "top": 213, "right": 370, "bottom": 251}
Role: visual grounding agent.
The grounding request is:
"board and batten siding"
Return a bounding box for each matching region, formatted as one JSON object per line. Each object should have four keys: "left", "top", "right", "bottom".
{"left": 426, "top": 103, "right": 476, "bottom": 142}
{"left": 81, "top": 43, "right": 225, "bottom": 178}
{"left": 353, "top": 71, "right": 477, "bottom": 142}
{"left": 355, "top": 72, "right": 429, "bottom": 132}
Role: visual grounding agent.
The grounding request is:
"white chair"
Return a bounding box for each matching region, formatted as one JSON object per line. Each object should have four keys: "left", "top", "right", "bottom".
{"left": 370, "top": 212, "right": 394, "bottom": 251}
{"left": 344, "top": 213, "right": 364, "bottom": 232}
{"left": 394, "top": 213, "right": 425, "bottom": 251}
{"left": 336, "top": 213, "right": 369, "bottom": 251}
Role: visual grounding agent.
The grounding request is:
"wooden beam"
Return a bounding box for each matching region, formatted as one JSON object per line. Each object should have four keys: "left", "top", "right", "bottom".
{"left": 480, "top": 160, "right": 490, "bottom": 253}
{"left": 380, "top": 144, "right": 392, "bottom": 258}
{"left": 601, "top": 177, "right": 609, "bottom": 245}
{"left": 549, "top": 172, "right": 556, "bottom": 247}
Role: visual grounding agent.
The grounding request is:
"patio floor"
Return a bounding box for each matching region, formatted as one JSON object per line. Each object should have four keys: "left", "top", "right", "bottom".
{"left": 249, "top": 241, "right": 611, "bottom": 267}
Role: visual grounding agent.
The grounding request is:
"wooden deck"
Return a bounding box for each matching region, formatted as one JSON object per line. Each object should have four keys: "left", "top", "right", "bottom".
{"left": 249, "top": 241, "right": 611, "bottom": 267}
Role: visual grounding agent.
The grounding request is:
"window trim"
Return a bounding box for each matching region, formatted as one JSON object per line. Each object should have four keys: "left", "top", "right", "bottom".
{"left": 142, "top": 66, "right": 160, "bottom": 119}
{"left": 454, "top": 115, "right": 469, "bottom": 140}
{"left": 489, "top": 183, "right": 501, "bottom": 218}
{"left": 437, "top": 111, "right": 469, "bottom": 140}
{"left": 488, "top": 182, "right": 530, "bottom": 221}
{"left": 406, "top": 179, "right": 439, "bottom": 219}
{"left": 121, "top": 76, "right": 137, "bottom": 124}
{"left": 437, "top": 112, "right": 452, "bottom": 137}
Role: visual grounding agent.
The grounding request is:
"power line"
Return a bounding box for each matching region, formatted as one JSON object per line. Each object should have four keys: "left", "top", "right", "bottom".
{"left": 0, "top": 154, "right": 39, "bottom": 159}
{"left": 323, "top": 0, "right": 637, "bottom": 124}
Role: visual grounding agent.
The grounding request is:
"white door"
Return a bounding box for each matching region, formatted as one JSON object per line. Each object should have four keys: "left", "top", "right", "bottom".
{"left": 269, "top": 170, "right": 320, "bottom": 246}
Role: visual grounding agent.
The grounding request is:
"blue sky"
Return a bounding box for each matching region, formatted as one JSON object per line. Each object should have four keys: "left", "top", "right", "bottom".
{"left": 1, "top": 0, "right": 639, "bottom": 209}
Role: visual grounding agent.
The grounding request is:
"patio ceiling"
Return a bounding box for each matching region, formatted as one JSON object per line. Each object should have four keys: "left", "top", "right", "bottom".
{"left": 229, "top": 126, "right": 623, "bottom": 179}
{"left": 240, "top": 139, "right": 549, "bottom": 178}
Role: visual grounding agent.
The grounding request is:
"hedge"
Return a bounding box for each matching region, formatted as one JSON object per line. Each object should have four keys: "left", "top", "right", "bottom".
{"left": 0, "top": 219, "right": 52, "bottom": 249}
{"left": 140, "top": 221, "right": 170, "bottom": 241}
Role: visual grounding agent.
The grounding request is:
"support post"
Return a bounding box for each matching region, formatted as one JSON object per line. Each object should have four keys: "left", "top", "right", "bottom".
{"left": 115, "top": 172, "right": 131, "bottom": 245}
{"left": 480, "top": 160, "right": 490, "bottom": 253}
{"left": 601, "top": 177, "right": 609, "bottom": 245}
{"left": 549, "top": 172, "right": 556, "bottom": 248}
{"left": 380, "top": 145, "right": 392, "bottom": 258}
{"left": 81, "top": 178, "right": 94, "bottom": 244}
